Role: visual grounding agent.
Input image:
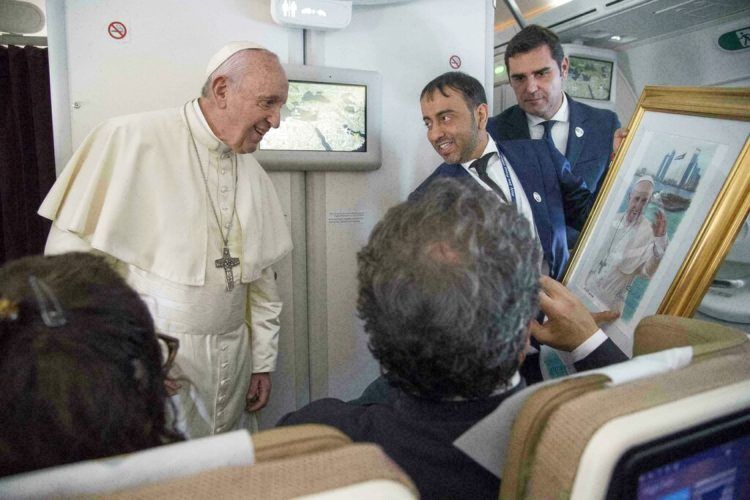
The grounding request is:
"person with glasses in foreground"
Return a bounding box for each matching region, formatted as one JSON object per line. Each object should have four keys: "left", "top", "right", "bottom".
{"left": 0, "top": 252, "right": 183, "bottom": 477}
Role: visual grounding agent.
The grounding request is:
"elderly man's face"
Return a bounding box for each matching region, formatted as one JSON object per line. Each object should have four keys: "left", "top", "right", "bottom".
{"left": 627, "top": 180, "right": 653, "bottom": 223}
{"left": 421, "top": 88, "right": 487, "bottom": 165}
{"left": 508, "top": 45, "right": 568, "bottom": 120}
{"left": 222, "top": 53, "right": 288, "bottom": 154}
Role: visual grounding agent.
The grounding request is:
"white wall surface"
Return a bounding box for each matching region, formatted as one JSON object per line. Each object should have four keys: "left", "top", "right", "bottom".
{"left": 58, "top": 0, "right": 295, "bottom": 155}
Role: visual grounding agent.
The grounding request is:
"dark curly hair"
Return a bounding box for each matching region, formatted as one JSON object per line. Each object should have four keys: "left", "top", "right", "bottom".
{"left": 357, "top": 179, "right": 541, "bottom": 400}
{"left": 0, "top": 252, "right": 183, "bottom": 477}
{"left": 420, "top": 71, "right": 488, "bottom": 111}
{"left": 504, "top": 24, "right": 565, "bottom": 71}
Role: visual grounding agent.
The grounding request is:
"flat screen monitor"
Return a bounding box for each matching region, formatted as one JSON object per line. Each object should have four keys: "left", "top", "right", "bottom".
{"left": 562, "top": 44, "right": 617, "bottom": 110}
{"left": 254, "top": 64, "right": 382, "bottom": 171}
{"left": 566, "top": 55, "right": 613, "bottom": 101}
{"left": 606, "top": 410, "right": 750, "bottom": 499}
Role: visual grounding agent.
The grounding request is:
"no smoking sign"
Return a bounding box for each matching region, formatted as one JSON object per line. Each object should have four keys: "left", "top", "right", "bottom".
{"left": 108, "top": 21, "right": 127, "bottom": 40}
{"left": 449, "top": 55, "right": 461, "bottom": 69}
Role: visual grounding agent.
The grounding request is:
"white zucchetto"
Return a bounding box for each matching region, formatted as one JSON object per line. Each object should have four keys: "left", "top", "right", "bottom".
{"left": 205, "top": 41, "right": 267, "bottom": 78}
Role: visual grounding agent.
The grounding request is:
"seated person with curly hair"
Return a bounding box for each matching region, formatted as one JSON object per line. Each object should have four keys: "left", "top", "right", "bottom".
{"left": 279, "top": 178, "right": 624, "bottom": 499}
{"left": 0, "top": 252, "right": 183, "bottom": 477}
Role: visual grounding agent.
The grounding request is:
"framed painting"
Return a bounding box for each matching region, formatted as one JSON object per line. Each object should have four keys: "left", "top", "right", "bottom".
{"left": 564, "top": 86, "right": 750, "bottom": 355}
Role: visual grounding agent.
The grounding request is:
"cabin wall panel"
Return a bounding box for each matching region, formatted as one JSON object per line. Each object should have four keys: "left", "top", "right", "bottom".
{"left": 59, "top": 0, "right": 292, "bottom": 155}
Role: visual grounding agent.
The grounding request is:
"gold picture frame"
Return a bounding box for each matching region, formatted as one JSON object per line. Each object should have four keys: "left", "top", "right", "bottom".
{"left": 564, "top": 86, "right": 750, "bottom": 353}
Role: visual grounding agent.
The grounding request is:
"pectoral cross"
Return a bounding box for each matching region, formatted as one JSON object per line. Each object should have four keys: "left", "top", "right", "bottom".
{"left": 215, "top": 247, "right": 240, "bottom": 291}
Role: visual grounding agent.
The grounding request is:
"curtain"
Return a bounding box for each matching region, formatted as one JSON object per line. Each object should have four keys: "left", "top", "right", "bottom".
{"left": 0, "top": 45, "right": 56, "bottom": 264}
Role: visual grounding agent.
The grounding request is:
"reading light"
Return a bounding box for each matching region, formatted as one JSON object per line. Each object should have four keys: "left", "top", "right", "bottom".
{"left": 610, "top": 35, "right": 622, "bottom": 41}
{"left": 271, "top": 0, "right": 352, "bottom": 30}
{"left": 495, "top": 65, "right": 505, "bottom": 75}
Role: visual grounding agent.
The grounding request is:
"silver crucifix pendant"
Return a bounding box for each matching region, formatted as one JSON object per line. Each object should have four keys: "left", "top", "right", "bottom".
{"left": 215, "top": 247, "right": 240, "bottom": 291}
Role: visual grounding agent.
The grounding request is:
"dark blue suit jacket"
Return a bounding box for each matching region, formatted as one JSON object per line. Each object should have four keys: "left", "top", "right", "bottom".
{"left": 410, "top": 139, "right": 593, "bottom": 279}
{"left": 487, "top": 95, "right": 620, "bottom": 249}
{"left": 283, "top": 337, "right": 627, "bottom": 498}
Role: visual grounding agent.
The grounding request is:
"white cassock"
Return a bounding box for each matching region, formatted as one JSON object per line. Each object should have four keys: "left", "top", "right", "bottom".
{"left": 584, "top": 213, "right": 667, "bottom": 313}
{"left": 38, "top": 100, "right": 292, "bottom": 438}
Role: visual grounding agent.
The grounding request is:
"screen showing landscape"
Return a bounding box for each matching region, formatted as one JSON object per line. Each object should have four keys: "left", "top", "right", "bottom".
{"left": 565, "top": 55, "right": 614, "bottom": 101}
{"left": 260, "top": 81, "right": 366, "bottom": 152}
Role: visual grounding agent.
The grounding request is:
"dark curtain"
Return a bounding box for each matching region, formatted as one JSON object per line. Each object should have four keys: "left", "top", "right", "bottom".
{"left": 0, "top": 45, "right": 56, "bottom": 264}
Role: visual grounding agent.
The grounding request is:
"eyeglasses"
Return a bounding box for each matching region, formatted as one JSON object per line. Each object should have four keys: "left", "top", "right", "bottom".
{"left": 156, "top": 333, "right": 179, "bottom": 374}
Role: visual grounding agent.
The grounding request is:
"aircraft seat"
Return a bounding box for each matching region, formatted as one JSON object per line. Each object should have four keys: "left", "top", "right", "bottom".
{"left": 0, "top": 424, "right": 417, "bottom": 499}
{"left": 499, "top": 314, "right": 750, "bottom": 499}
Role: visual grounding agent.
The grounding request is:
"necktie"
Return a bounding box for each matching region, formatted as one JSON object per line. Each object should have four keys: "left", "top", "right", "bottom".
{"left": 471, "top": 153, "right": 551, "bottom": 277}
{"left": 469, "top": 153, "right": 509, "bottom": 203}
{"left": 541, "top": 120, "right": 558, "bottom": 152}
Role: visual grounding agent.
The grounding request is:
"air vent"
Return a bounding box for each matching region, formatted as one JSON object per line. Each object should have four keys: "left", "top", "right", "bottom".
{"left": 653, "top": 0, "right": 713, "bottom": 16}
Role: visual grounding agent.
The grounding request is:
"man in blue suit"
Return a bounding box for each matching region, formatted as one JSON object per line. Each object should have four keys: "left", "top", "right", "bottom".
{"left": 487, "top": 25, "right": 621, "bottom": 249}
{"left": 413, "top": 71, "right": 592, "bottom": 280}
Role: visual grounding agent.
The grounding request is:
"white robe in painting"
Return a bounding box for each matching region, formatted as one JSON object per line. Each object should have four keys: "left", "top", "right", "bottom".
{"left": 39, "top": 100, "right": 292, "bottom": 438}
{"left": 584, "top": 213, "right": 668, "bottom": 313}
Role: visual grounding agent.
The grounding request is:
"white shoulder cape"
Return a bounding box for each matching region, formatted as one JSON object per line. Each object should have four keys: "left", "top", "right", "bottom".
{"left": 39, "top": 104, "right": 292, "bottom": 286}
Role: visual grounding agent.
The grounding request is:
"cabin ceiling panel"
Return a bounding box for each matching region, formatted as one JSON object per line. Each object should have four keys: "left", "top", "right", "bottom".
{"left": 495, "top": 0, "right": 750, "bottom": 51}
{"left": 559, "top": 0, "right": 750, "bottom": 49}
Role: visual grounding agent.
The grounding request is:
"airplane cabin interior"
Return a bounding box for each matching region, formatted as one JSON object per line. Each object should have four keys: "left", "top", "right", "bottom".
{"left": 0, "top": 0, "right": 749, "bottom": 498}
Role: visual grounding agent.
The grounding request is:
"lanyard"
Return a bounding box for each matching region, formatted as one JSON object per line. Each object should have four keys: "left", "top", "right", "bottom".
{"left": 496, "top": 153, "right": 517, "bottom": 205}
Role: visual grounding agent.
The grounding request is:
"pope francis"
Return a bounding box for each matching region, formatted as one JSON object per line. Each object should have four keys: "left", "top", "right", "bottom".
{"left": 38, "top": 42, "right": 293, "bottom": 438}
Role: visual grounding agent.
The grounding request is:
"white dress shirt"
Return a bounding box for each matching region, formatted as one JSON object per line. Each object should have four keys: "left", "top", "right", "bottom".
{"left": 460, "top": 140, "right": 539, "bottom": 243}
{"left": 527, "top": 93, "right": 570, "bottom": 155}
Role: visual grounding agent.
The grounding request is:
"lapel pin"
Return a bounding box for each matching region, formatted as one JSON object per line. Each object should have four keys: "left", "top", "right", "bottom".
{"left": 575, "top": 126, "right": 584, "bottom": 138}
